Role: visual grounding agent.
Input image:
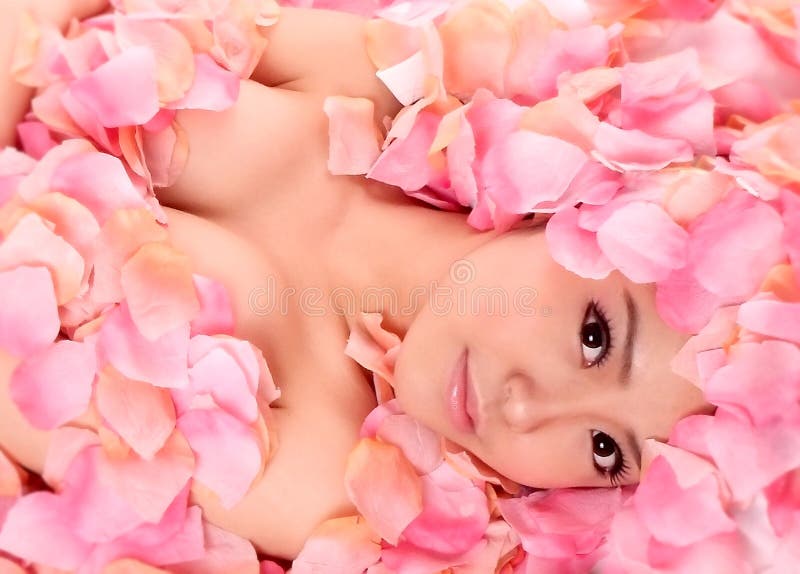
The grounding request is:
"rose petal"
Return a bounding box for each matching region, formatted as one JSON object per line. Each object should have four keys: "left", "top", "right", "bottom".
{"left": 324, "top": 96, "right": 381, "bottom": 176}
{"left": 0, "top": 266, "right": 60, "bottom": 357}
{"left": 68, "top": 47, "right": 160, "bottom": 128}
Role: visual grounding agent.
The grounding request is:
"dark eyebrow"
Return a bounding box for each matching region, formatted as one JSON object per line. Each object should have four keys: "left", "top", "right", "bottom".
{"left": 621, "top": 288, "right": 642, "bottom": 469}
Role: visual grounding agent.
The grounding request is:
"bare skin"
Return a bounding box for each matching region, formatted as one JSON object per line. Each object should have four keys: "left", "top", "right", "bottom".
{"left": 0, "top": 3, "right": 713, "bottom": 561}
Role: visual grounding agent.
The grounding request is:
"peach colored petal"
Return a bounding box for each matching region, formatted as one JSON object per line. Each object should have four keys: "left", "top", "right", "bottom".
{"left": 93, "top": 208, "right": 169, "bottom": 305}
{"left": 115, "top": 16, "right": 196, "bottom": 103}
{"left": 42, "top": 427, "right": 101, "bottom": 487}
{"left": 292, "top": 516, "right": 381, "bottom": 574}
{"left": 96, "top": 367, "right": 176, "bottom": 459}
{"left": 0, "top": 266, "right": 60, "bottom": 357}
{"left": 438, "top": 0, "right": 513, "bottom": 98}
{"left": 0, "top": 213, "right": 85, "bottom": 304}
{"left": 324, "top": 96, "right": 381, "bottom": 176}
{"left": 120, "top": 242, "right": 200, "bottom": 341}
{"left": 545, "top": 207, "right": 614, "bottom": 280}
{"left": 345, "top": 438, "right": 423, "bottom": 545}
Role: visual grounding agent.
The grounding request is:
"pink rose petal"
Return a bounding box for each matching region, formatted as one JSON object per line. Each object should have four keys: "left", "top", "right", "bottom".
{"left": 482, "top": 130, "right": 588, "bottom": 213}
{"left": 737, "top": 299, "right": 800, "bottom": 344}
{"left": 545, "top": 207, "right": 614, "bottom": 280}
{"left": 177, "top": 409, "right": 261, "bottom": 508}
{"left": 0, "top": 266, "right": 60, "bottom": 357}
{"left": 344, "top": 438, "right": 423, "bottom": 545}
{"left": 69, "top": 47, "right": 160, "bottom": 128}
{"left": 96, "top": 367, "right": 177, "bottom": 459}
{"left": 169, "top": 55, "right": 240, "bottom": 112}
{"left": 120, "top": 242, "right": 200, "bottom": 341}
{"left": 595, "top": 201, "right": 689, "bottom": 283}
{"left": 9, "top": 340, "right": 97, "bottom": 430}
{"left": 292, "top": 516, "right": 381, "bottom": 574}
{"left": 189, "top": 275, "right": 235, "bottom": 336}
{"left": 593, "top": 122, "right": 694, "bottom": 171}
{"left": 98, "top": 303, "right": 190, "bottom": 389}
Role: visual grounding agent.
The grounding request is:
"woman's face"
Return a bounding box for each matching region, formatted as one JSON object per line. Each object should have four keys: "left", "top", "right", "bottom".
{"left": 393, "top": 226, "right": 713, "bottom": 488}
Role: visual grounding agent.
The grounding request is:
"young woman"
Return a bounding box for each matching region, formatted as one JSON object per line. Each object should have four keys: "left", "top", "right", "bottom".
{"left": 0, "top": 1, "right": 713, "bottom": 561}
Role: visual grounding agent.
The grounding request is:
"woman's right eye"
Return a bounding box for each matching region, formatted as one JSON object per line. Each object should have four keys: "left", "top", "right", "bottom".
{"left": 591, "top": 430, "right": 626, "bottom": 485}
{"left": 580, "top": 300, "right": 614, "bottom": 368}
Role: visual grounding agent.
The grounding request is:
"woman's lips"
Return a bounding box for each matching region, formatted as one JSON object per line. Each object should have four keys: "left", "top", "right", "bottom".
{"left": 446, "top": 348, "right": 476, "bottom": 434}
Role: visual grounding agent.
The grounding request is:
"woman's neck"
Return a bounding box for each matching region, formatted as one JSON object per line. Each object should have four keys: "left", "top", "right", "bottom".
{"left": 324, "top": 181, "right": 500, "bottom": 338}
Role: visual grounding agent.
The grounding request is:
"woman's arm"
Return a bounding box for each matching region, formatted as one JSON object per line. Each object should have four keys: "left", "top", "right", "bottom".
{"left": 0, "top": 0, "right": 109, "bottom": 148}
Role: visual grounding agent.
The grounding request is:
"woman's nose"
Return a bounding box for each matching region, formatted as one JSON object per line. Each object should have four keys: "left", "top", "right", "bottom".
{"left": 501, "top": 372, "right": 543, "bottom": 433}
{"left": 501, "top": 371, "right": 605, "bottom": 433}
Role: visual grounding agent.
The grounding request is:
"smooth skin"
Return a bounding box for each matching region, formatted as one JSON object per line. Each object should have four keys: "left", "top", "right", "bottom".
{"left": 0, "top": 2, "right": 712, "bottom": 560}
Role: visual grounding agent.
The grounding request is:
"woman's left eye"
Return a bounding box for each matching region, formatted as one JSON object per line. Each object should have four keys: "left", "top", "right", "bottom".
{"left": 580, "top": 300, "right": 613, "bottom": 368}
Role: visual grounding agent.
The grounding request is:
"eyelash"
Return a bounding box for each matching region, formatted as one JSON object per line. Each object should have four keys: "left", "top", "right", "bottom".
{"left": 599, "top": 446, "right": 629, "bottom": 486}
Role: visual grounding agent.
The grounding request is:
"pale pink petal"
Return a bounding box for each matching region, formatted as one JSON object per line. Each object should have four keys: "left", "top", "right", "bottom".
{"left": 669, "top": 305, "right": 738, "bottom": 385}
{"left": 121, "top": 242, "right": 200, "bottom": 341}
{"left": 688, "top": 189, "right": 785, "bottom": 299}
{"left": 593, "top": 122, "right": 694, "bottom": 171}
{"left": 376, "top": 51, "right": 428, "bottom": 107}
{"left": 98, "top": 303, "right": 190, "bottom": 389}
{"left": 292, "top": 516, "right": 381, "bottom": 574}
{"left": 189, "top": 275, "right": 235, "bottom": 336}
{"left": 324, "top": 96, "right": 381, "bottom": 176}
{"left": 0, "top": 267, "right": 60, "bottom": 357}
{"left": 344, "top": 438, "right": 423, "bottom": 545}
{"left": 0, "top": 213, "right": 86, "bottom": 305}
{"left": 51, "top": 152, "right": 148, "bottom": 224}
{"left": 596, "top": 201, "right": 689, "bottom": 283}
{"left": 188, "top": 335, "right": 261, "bottom": 395}
{"left": 482, "top": 131, "right": 587, "bottom": 213}
{"left": 9, "top": 340, "right": 96, "bottom": 430}
{"left": 169, "top": 55, "right": 240, "bottom": 111}
{"left": 401, "top": 462, "right": 490, "bottom": 556}
{"left": 96, "top": 367, "right": 177, "bottom": 459}
{"left": 544, "top": 207, "right": 614, "bottom": 280}
{"left": 177, "top": 409, "right": 261, "bottom": 508}
{"left": 0, "top": 491, "right": 92, "bottom": 570}
{"left": 68, "top": 47, "right": 160, "bottom": 128}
